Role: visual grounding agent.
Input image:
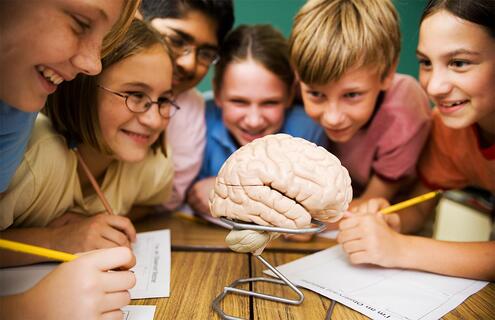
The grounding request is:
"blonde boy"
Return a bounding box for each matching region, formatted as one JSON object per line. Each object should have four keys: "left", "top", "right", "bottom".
{"left": 290, "top": 0, "right": 431, "bottom": 208}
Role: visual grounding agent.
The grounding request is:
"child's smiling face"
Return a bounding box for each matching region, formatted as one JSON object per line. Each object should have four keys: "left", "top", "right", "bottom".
{"left": 0, "top": 0, "right": 123, "bottom": 112}
{"left": 150, "top": 10, "right": 219, "bottom": 95}
{"left": 215, "top": 60, "right": 292, "bottom": 146}
{"left": 417, "top": 10, "right": 495, "bottom": 130}
{"left": 96, "top": 44, "right": 173, "bottom": 162}
{"left": 300, "top": 65, "right": 394, "bottom": 143}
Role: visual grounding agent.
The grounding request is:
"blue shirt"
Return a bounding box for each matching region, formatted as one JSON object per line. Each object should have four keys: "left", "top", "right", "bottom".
{"left": 198, "top": 100, "right": 326, "bottom": 179}
{"left": 0, "top": 101, "right": 37, "bottom": 192}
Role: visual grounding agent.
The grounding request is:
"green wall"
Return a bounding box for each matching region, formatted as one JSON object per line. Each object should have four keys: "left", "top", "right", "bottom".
{"left": 197, "top": 0, "right": 428, "bottom": 92}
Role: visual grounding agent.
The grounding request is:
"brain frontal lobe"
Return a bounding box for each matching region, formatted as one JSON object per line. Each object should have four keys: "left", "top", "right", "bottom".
{"left": 210, "top": 134, "right": 353, "bottom": 228}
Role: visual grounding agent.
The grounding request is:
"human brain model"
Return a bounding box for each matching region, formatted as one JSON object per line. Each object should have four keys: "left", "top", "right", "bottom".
{"left": 209, "top": 134, "right": 353, "bottom": 253}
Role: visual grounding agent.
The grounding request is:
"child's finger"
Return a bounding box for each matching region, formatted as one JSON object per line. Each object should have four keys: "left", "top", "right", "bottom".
{"left": 80, "top": 247, "right": 136, "bottom": 271}
{"left": 101, "top": 227, "right": 131, "bottom": 248}
{"left": 106, "top": 216, "right": 137, "bottom": 242}
{"left": 367, "top": 198, "right": 390, "bottom": 213}
{"left": 342, "top": 211, "right": 354, "bottom": 218}
{"left": 99, "top": 291, "right": 131, "bottom": 314}
{"left": 341, "top": 238, "right": 366, "bottom": 254}
{"left": 338, "top": 216, "right": 359, "bottom": 230}
{"left": 100, "top": 310, "right": 125, "bottom": 320}
{"left": 336, "top": 228, "right": 360, "bottom": 244}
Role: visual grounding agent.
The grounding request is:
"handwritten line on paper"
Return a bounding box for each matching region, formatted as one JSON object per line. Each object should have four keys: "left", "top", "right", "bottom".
{"left": 265, "top": 246, "right": 488, "bottom": 320}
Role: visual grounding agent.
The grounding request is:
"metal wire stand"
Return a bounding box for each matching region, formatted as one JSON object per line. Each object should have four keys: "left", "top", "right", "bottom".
{"left": 212, "top": 218, "right": 326, "bottom": 320}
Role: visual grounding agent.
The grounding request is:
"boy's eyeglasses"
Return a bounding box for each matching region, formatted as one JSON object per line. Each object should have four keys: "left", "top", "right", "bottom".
{"left": 164, "top": 32, "right": 220, "bottom": 66}
{"left": 97, "top": 85, "right": 181, "bottom": 119}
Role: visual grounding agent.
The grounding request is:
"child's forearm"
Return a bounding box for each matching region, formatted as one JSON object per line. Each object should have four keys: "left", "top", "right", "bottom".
{"left": 398, "top": 235, "right": 495, "bottom": 281}
{"left": 0, "top": 294, "right": 31, "bottom": 319}
{"left": 0, "top": 228, "right": 54, "bottom": 267}
{"left": 396, "top": 202, "right": 435, "bottom": 234}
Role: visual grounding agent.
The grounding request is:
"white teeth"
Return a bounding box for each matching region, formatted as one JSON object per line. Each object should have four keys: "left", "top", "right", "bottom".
{"left": 443, "top": 100, "right": 466, "bottom": 107}
{"left": 36, "top": 65, "right": 64, "bottom": 85}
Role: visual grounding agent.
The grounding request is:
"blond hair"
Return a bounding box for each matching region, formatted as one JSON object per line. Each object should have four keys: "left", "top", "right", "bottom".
{"left": 290, "top": 0, "right": 400, "bottom": 85}
{"left": 101, "top": 0, "right": 142, "bottom": 58}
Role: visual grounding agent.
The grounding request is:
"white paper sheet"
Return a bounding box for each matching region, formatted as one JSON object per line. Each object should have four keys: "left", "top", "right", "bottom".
{"left": 130, "top": 230, "right": 171, "bottom": 299}
{"left": 266, "top": 246, "right": 488, "bottom": 320}
{"left": 122, "top": 305, "right": 156, "bottom": 320}
{"left": 0, "top": 230, "right": 171, "bottom": 300}
{"left": 318, "top": 230, "right": 339, "bottom": 239}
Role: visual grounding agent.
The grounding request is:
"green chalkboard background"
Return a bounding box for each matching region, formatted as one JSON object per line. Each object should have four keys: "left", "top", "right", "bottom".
{"left": 197, "top": 0, "right": 428, "bottom": 92}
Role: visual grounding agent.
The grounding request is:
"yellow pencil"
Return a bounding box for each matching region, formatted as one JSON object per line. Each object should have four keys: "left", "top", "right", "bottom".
{"left": 379, "top": 190, "right": 442, "bottom": 215}
{"left": 0, "top": 239, "right": 76, "bottom": 262}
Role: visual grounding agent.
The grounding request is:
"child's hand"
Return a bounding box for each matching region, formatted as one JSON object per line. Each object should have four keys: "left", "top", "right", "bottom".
{"left": 187, "top": 177, "right": 216, "bottom": 216}
{"left": 337, "top": 208, "right": 405, "bottom": 268}
{"left": 49, "top": 213, "right": 136, "bottom": 253}
{"left": 351, "top": 197, "right": 401, "bottom": 232}
{"left": 18, "top": 247, "right": 136, "bottom": 320}
{"left": 47, "top": 212, "right": 87, "bottom": 227}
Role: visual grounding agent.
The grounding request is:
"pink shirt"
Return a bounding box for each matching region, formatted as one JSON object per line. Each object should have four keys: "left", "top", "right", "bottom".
{"left": 162, "top": 88, "right": 206, "bottom": 210}
{"left": 327, "top": 74, "right": 431, "bottom": 196}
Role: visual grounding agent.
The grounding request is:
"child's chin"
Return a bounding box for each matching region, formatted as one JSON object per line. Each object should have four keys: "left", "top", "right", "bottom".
{"left": 117, "top": 152, "right": 147, "bottom": 163}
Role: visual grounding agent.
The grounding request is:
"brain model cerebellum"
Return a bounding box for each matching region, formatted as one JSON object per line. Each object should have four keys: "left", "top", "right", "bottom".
{"left": 209, "top": 134, "right": 353, "bottom": 232}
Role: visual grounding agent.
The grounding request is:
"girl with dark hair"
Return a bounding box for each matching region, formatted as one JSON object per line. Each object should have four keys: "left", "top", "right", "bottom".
{"left": 338, "top": 0, "right": 495, "bottom": 281}
{"left": 186, "top": 24, "right": 325, "bottom": 217}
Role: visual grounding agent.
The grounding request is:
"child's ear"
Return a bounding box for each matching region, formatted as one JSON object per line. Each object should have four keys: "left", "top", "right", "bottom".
{"left": 380, "top": 60, "right": 398, "bottom": 90}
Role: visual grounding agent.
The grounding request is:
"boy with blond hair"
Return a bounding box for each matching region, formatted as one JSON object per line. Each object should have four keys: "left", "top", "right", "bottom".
{"left": 290, "top": 0, "right": 431, "bottom": 211}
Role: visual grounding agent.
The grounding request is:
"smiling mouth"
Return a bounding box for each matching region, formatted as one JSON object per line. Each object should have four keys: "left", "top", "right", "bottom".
{"left": 36, "top": 65, "right": 64, "bottom": 85}
{"left": 240, "top": 128, "right": 266, "bottom": 138}
{"left": 122, "top": 129, "right": 151, "bottom": 143}
{"left": 328, "top": 126, "right": 350, "bottom": 133}
{"left": 439, "top": 100, "right": 469, "bottom": 108}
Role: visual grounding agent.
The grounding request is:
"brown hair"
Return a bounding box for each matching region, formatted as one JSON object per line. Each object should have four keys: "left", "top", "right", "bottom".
{"left": 213, "top": 24, "right": 294, "bottom": 96}
{"left": 421, "top": 0, "right": 495, "bottom": 38}
{"left": 45, "top": 19, "right": 173, "bottom": 155}
{"left": 101, "top": 0, "right": 143, "bottom": 57}
{"left": 290, "top": 0, "right": 401, "bottom": 85}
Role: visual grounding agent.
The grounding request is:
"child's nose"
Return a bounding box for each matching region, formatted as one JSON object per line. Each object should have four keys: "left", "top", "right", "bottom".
{"left": 425, "top": 68, "right": 451, "bottom": 97}
{"left": 139, "top": 104, "right": 165, "bottom": 130}
{"left": 71, "top": 39, "right": 102, "bottom": 76}
{"left": 244, "top": 106, "right": 264, "bottom": 128}
{"left": 322, "top": 104, "right": 344, "bottom": 126}
{"left": 175, "top": 50, "right": 198, "bottom": 75}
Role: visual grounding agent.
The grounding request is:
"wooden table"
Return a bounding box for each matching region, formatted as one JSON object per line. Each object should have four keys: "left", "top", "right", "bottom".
{"left": 132, "top": 214, "right": 495, "bottom": 319}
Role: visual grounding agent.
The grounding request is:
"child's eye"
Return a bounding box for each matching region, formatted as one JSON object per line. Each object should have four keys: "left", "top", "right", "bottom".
{"left": 417, "top": 58, "right": 432, "bottom": 68}
{"left": 230, "top": 99, "right": 248, "bottom": 106}
{"left": 71, "top": 14, "right": 91, "bottom": 34}
{"left": 262, "top": 100, "right": 280, "bottom": 107}
{"left": 167, "top": 35, "right": 187, "bottom": 49}
{"left": 306, "top": 91, "right": 324, "bottom": 100}
{"left": 449, "top": 60, "right": 470, "bottom": 69}
{"left": 126, "top": 92, "right": 146, "bottom": 101}
{"left": 157, "top": 96, "right": 172, "bottom": 105}
{"left": 343, "top": 92, "right": 361, "bottom": 99}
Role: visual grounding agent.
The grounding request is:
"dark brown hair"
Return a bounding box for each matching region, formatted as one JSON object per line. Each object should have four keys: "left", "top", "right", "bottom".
{"left": 213, "top": 24, "right": 295, "bottom": 96}
{"left": 421, "top": 0, "right": 495, "bottom": 38}
{"left": 141, "top": 0, "right": 234, "bottom": 46}
{"left": 44, "top": 19, "right": 173, "bottom": 154}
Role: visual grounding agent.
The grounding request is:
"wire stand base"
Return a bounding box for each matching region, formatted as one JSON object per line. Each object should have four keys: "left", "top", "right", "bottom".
{"left": 212, "top": 218, "right": 326, "bottom": 320}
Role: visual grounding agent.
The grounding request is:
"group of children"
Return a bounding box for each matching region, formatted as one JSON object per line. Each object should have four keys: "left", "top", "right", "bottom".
{"left": 0, "top": 0, "right": 494, "bottom": 318}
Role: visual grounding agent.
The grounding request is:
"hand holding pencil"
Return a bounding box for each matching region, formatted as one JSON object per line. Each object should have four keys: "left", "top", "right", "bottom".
{"left": 47, "top": 212, "right": 137, "bottom": 255}
{"left": 0, "top": 243, "right": 136, "bottom": 320}
{"left": 337, "top": 190, "right": 442, "bottom": 267}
